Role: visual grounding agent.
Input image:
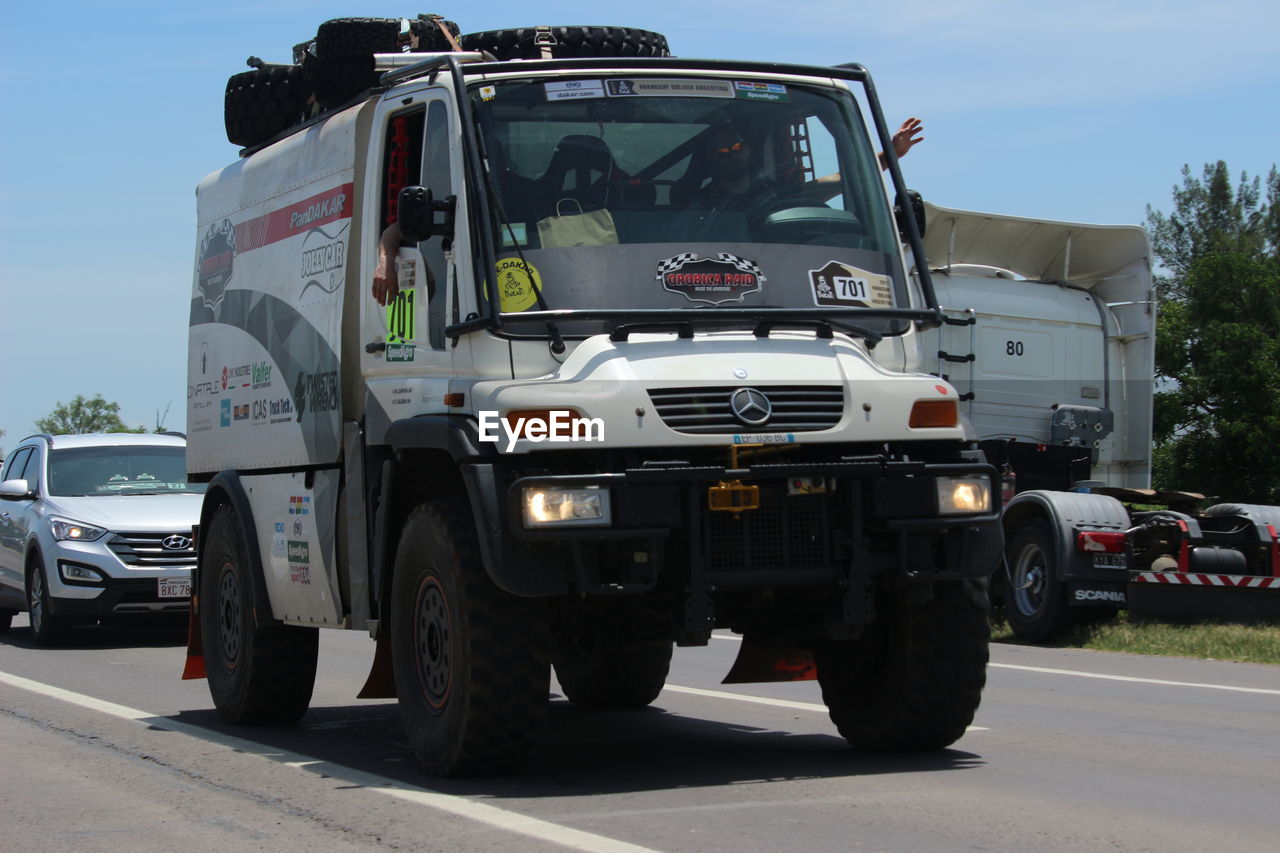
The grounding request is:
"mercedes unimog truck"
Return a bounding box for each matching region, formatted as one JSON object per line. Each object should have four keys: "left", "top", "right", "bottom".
{"left": 184, "top": 22, "right": 1001, "bottom": 775}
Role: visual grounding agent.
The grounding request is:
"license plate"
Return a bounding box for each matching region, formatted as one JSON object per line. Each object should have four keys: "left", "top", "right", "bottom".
{"left": 158, "top": 578, "right": 192, "bottom": 599}
{"left": 1092, "top": 553, "right": 1126, "bottom": 569}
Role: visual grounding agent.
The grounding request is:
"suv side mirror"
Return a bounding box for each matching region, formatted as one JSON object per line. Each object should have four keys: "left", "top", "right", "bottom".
{"left": 398, "top": 186, "right": 456, "bottom": 244}
{"left": 894, "top": 189, "right": 926, "bottom": 241}
{"left": 0, "top": 479, "right": 33, "bottom": 500}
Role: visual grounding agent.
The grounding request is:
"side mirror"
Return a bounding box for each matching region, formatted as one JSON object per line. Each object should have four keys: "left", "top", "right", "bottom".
{"left": 398, "top": 186, "right": 456, "bottom": 244}
{"left": 0, "top": 479, "right": 33, "bottom": 500}
{"left": 894, "top": 189, "right": 926, "bottom": 241}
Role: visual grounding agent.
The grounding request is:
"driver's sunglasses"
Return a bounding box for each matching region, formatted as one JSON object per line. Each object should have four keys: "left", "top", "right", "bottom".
{"left": 712, "top": 141, "right": 747, "bottom": 156}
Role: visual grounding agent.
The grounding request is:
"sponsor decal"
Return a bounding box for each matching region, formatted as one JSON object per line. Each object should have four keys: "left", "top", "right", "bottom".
{"left": 288, "top": 495, "right": 311, "bottom": 516}
{"left": 188, "top": 381, "right": 220, "bottom": 399}
{"left": 268, "top": 397, "right": 295, "bottom": 424}
{"left": 299, "top": 223, "right": 348, "bottom": 299}
{"left": 477, "top": 410, "right": 605, "bottom": 453}
{"left": 251, "top": 399, "right": 269, "bottom": 425}
{"left": 809, "top": 261, "right": 892, "bottom": 308}
{"left": 292, "top": 519, "right": 304, "bottom": 537}
{"left": 294, "top": 370, "right": 339, "bottom": 422}
{"left": 656, "top": 252, "right": 764, "bottom": 305}
{"left": 386, "top": 343, "right": 416, "bottom": 363}
{"left": 197, "top": 219, "right": 236, "bottom": 314}
{"left": 1074, "top": 588, "right": 1127, "bottom": 603}
{"left": 605, "top": 78, "right": 734, "bottom": 98}
{"left": 272, "top": 534, "right": 286, "bottom": 557}
{"left": 232, "top": 183, "right": 354, "bottom": 255}
{"left": 287, "top": 540, "right": 310, "bottom": 564}
{"left": 544, "top": 79, "right": 605, "bottom": 101}
{"left": 734, "top": 81, "right": 789, "bottom": 102}
{"left": 495, "top": 258, "right": 541, "bottom": 313}
{"left": 479, "top": 84, "right": 497, "bottom": 101}
{"left": 233, "top": 403, "right": 250, "bottom": 422}
{"left": 251, "top": 361, "right": 272, "bottom": 389}
{"left": 220, "top": 398, "right": 231, "bottom": 428}
{"left": 221, "top": 363, "right": 251, "bottom": 390}
{"left": 273, "top": 522, "right": 286, "bottom": 533}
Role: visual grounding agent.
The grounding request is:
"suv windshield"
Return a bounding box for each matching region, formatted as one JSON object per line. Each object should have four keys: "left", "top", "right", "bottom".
{"left": 470, "top": 75, "right": 906, "bottom": 325}
{"left": 49, "top": 446, "right": 206, "bottom": 496}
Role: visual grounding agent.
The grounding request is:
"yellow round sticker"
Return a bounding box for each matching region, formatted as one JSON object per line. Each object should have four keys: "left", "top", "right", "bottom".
{"left": 495, "top": 258, "right": 541, "bottom": 313}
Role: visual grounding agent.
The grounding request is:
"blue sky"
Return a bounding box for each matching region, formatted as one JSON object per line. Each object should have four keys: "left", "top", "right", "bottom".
{"left": 1, "top": 0, "right": 1277, "bottom": 453}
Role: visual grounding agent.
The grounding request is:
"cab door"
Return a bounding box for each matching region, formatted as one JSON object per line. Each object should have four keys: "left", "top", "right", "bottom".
{"left": 360, "top": 92, "right": 461, "bottom": 425}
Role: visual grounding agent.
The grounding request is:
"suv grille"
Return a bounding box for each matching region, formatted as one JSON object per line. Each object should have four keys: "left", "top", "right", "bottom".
{"left": 648, "top": 386, "right": 843, "bottom": 434}
{"left": 108, "top": 532, "right": 197, "bottom": 568}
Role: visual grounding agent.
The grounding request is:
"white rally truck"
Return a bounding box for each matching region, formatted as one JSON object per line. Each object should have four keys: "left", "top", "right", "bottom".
{"left": 184, "top": 24, "right": 1003, "bottom": 775}
{"left": 916, "top": 202, "right": 1280, "bottom": 642}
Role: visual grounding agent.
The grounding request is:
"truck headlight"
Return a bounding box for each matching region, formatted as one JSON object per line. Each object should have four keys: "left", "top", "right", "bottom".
{"left": 50, "top": 517, "right": 108, "bottom": 541}
{"left": 522, "top": 486, "right": 611, "bottom": 528}
{"left": 935, "top": 476, "right": 991, "bottom": 515}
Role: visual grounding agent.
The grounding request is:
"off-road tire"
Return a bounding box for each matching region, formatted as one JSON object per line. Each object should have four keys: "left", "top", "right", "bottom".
{"left": 27, "top": 557, "right": 69, "bottom": 646}
{"left": 1005, "top": 517, "right": 1075, "bottom": 642}
{"left": 200, "top": 504, "right": 318, "bottom": 724}
{"left": 459, "top": 26, "right": 671, "bottom": 60}
{"left": 409, "top": 16, "right": 461, "bottom": 52}
{"left": 390, "top": 499, "right": 550, "bottom": 776}
{"left": 224, "top": 65, "right": 311, "bottom": 148}
{"left": 551, "top": 603, "right": 672, "bottom": 708}
{"left": 815, "top": 579, "right": 989, "bottom": 751}
{"left": 315, "top": 17, "right": 401, "bottom": 59}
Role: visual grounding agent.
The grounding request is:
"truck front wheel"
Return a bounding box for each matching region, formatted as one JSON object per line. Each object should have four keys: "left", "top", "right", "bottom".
{"left": 1005, "top": 517, "right": 1074, "bottom": 642}
{"left": 815, "top": 579, "right": 989, "bottom": 751}
{"left": 551, "top": 602, "right": 672, "bottom": 708}
{"left": 200, "top": 504, "right": 318, "bottom": 724}
{"left": 390, "top": 499, "right": 550, "bottom": 776}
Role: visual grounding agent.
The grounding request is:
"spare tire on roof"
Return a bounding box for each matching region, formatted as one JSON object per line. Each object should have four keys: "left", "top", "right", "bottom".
{"left": 224, "top": 64, "right": 311, "bottom": 148}
{"left": 315, "top": 17, "right": 402, "bottom": 59}
{"left": 459, "top": 26, "right": 671, "bottom": 60}
{"left": 410, "top": 15, "right": 462, "bottom": 51}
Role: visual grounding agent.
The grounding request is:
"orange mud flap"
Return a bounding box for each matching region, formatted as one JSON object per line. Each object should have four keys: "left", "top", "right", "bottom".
{"left": 357, "top": 627, "right": 397, "bottom": 699}
{"left": 181, "top": 596, "right": 206, "bottom": 680}
{"left": 722, "top": 636, "right": 817, "bottom": 683}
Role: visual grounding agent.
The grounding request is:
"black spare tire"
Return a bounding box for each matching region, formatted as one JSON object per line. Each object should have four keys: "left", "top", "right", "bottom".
{"left": 224, "top": 64, "right": 311, "bottom": 148}
{"left": 460, "top": 26, "right": 671, "bottom": 60}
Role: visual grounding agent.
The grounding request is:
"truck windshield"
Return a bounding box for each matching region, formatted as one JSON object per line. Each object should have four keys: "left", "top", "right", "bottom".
{"left": 470, "top": 75, "right": 907, "bottom": 327}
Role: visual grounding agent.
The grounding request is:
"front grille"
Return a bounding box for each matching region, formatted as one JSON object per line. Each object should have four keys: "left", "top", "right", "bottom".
{"left": 705, "top": 492, "right": 831, "bottom": 571}
{"left": 648, "top": 386, "right": 843, "bottom": 434}
{"left": 108, "top": 532, "right": 197, "bottom": 568}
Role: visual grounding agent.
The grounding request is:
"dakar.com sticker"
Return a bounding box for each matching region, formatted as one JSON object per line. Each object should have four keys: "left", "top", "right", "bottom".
{"left": 544, "top": 79, "right": 605, "bottom": 101}
{"left": 809, "top": 261, "right": 893, "bottom": 308}
{"left": 657, "top": 252, "right": 764, "bottom": 306}
{"left": 495, "top": 258, "right": 541, "bottom": 312}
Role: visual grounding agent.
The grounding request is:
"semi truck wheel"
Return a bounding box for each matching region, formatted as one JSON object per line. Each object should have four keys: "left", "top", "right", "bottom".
{"left": 814, "top": 579, "right": 989, "bottom": 751}
{"left": 551, "top": 603, "right": 672, "bottom": 708}
{"left": 200, "top": 504, "right": 318, "bottom": 724}
{"left": 390, "top": 499, "right": 550, "bottom": 776}
{"left": 224, "top": 65, "right": 310, "bottom": 147}
{"left": 459, "top": 26, "right": 671, "bottom": 60}
{"left": 1005, "top": 517, "right": 1074, "bottom": 642}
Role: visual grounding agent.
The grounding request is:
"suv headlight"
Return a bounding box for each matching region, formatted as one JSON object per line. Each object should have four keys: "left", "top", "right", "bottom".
{"left": 935, "top": 476, "right": 992, "bottom": 515}
{"left": 50, "top": 517, "right": 108, "bottom": 542}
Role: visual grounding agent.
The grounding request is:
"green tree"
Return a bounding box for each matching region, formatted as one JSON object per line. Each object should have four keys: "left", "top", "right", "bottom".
{"left": 1146, "top": 162, "right": 1280, "bottom": 504}
{"left": 35, "top": 395, "right": 146, "bottom": 435}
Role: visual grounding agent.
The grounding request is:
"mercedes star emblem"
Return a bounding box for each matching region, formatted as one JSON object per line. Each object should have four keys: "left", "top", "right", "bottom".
{"left": 730, "top": 387, "right": 772, "bottom": 426}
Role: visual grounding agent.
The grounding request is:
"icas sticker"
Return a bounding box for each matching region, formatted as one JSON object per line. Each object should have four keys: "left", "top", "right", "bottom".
{"left": 656, "top": 252, "right": 764, "bottom": 305}
{"left": 809, "top": 261, "right": 892, "bottom": 308}
{"left": 495, "top": 258, "right": 541, "bottom": 313}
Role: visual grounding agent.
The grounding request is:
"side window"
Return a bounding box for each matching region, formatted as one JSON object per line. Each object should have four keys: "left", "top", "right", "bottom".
{"left": 421, "top": 99, "right": 452, "bottom": 350}
{"left": 2, "top": 447, "right": 33, "bottom": 485}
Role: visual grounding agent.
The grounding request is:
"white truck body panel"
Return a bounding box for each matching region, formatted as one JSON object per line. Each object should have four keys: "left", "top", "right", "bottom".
{"left": 918, "top": 202, "right": 1155, "bottom": 488}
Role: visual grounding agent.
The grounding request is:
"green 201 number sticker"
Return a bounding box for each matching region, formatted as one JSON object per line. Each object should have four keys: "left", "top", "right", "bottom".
{"left": 386, "top": 288, "right": 415, "bottom": 343}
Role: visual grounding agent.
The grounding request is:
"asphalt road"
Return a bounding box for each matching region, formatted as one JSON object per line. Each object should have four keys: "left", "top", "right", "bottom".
{"left": 2, "top": 614, "right": 1278, "bottom": 853}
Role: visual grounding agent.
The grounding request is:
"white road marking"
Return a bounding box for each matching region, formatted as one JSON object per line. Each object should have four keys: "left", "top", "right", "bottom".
{"left": 0, "top": 670, "right": 658, "bottom": 853}
{"left": 988, "top": 663, "right": 1280, "bottom": 696}
{"left": 714, "top": 630, "right": 1279, "bottom": 697}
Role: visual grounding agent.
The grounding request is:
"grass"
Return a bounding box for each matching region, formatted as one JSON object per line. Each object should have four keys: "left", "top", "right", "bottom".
{"left": 992, "top": 614, "right": 1280, "bottom": 666}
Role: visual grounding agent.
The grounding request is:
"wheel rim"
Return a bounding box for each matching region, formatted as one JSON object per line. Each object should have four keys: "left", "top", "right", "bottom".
{"left": 1011, "top": 543, "right": 1048, "bottom": 616}
{"left": 413, "top": 577, "right": 451, "bottom": 709}
{"left": 217, "top": 564, "right": 242, "bottom": 667}
{"left": 29, "top": 568, "right": 45, "bottom": 634}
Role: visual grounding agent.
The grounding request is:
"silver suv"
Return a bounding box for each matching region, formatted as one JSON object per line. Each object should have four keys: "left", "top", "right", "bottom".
{"left": 0, "top": 433, "right": 204, "bottom": 644}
